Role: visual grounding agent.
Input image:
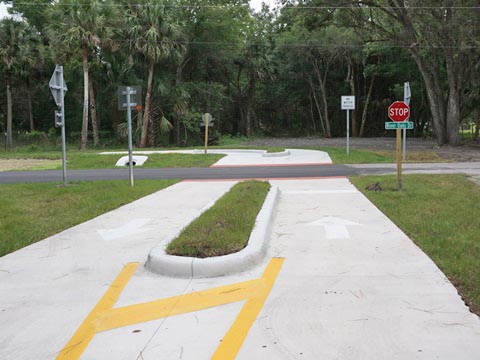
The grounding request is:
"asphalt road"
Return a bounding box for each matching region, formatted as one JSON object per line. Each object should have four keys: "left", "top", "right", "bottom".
{"left": 1, "top": 162, "right": 479, "bottom": 184}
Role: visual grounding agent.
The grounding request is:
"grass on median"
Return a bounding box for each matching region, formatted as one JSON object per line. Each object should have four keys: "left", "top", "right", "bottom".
{"left": 0, "top": 179, "right": 177, "bottom": 257}
{"left": 167, "top": 180, "right": 270, "bottom": 258}
{"left": 350, "top": 174, "right": 480, "bottom": 315}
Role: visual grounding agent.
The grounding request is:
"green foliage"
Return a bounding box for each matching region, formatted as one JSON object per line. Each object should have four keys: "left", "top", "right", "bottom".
{"left": 167, "top": 180, "right": 270, "bottom": 258}
{"left": 1, "top": 1, "right": 479, "bottom": 145}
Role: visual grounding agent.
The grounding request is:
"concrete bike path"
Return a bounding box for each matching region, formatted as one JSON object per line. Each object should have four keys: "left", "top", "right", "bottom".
{"left": 1, "top": 178, "right": 479, "bottom": 359}
{"left": 237, "top": 178, "right": 480, "bottom": 359}
{"left": 0, "top": 181, "right": 238, "bottom": 360}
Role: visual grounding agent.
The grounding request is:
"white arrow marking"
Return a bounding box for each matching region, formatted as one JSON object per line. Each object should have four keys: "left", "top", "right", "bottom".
{"left": 97, "top": 218, "right": 151, "bottom": 241}
{"left": 306, "top": 216, "right": 360, "bottom": 239}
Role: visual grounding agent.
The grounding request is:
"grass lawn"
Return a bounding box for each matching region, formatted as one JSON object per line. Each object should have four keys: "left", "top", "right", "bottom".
{"left": 350, "top": 174, "right": 480, "bottom": 315}
{"left": 310, "top": 146, "right": 444, "bottom": 164}
{"left": 0, "top": 142, "right": 445, "bottom": 171}
{"left": 0, "top": 150, "right": 224, "bottom": 170}
{"left": 65, "top": 152, "right": 224, "bottom": 169}
{"left": 167, "top": 180, "right": 270, "bottom": 258}
{"left": 0, "top": 179, "right": 177, "bottom": 257}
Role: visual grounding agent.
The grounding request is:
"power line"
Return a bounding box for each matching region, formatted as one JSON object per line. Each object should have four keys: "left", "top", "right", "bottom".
{"left": 4, "top": 2, "right": 480, "bottom": 10}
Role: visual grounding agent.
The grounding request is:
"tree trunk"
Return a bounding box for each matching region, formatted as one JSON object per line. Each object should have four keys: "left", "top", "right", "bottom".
{"left": 474, "top": 112, "right": 480, "bottom": 141}
{"left": 6, "top": 82, "right": 12, "bottom": 146}
{"left": 312, "top": 60, "right": 331, "bottom": 138}
{"left": 308, "top": 88, "right": 317, "bottom": 134}
{"left": 318, "top": 80, "right": 331, "bottom": 138}
{"left": 88, "top": 72, "right": 99, "bottom": 147}
{"left": 245, "top": 72, "right": 256, "bottom": 137}
{"left": 359, "top": 74, "right": 375, "bottom": 138}
{"left": 80, "top": 43, "right": 89, "bottom": 150}
{"left": 140, "top": 59, "right": 154, "bottom": 148}
{"left": 347, "top": 61, "right": 358, "bottom": 136}
{"left": 410, "top": 49, "right": 446, "bottom": 146}
{"left": 444, "top": 46, "right": 462, "bottom": 146}
{"left": 27, "top": 84, "right": 34, "bottom": 132}
{"left": 308, "top": 78, "right": 326, "bottom": 136}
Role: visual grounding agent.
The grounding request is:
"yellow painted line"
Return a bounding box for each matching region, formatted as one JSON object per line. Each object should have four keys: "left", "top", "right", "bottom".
{"left": 212, "top": 257, "right": 284, "bottom": 359}
{"left": 96, "top": 278, "right": 263, "bottom": 332}
{"left": 58, "top": 258, "right": 284, "bottom": 359}
{"left": 57, "top": 262, "right": 139, "bottom": 360}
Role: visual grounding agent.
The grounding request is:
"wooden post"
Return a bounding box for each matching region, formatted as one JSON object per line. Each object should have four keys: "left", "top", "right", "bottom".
{"left": 396, "top": 128, "right": 402, "bottom": 191}
{"left": 204, "top": 113, "right": 209, "bottom": 154}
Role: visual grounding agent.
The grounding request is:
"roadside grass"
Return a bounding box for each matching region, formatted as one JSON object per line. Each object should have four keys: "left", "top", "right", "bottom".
{"left": 65, "top": 152, "right": 224, "bottom": 169}
{"left": 0, "top": 150, "right": 224, "bottom": 170}
{"left": 315, "top": 147, "right": 394, "bottom": 163}
{"left": 167, "top": 180, "right": 270, "bottom": 258}
{"left": 1, "top": 142, "right": 446, "bottom": 170}
{"left": 350, "top": 174, "right": 480, "bottom": 315}
{"left": 0, "top": 179, "right": 177, "bottom": 257}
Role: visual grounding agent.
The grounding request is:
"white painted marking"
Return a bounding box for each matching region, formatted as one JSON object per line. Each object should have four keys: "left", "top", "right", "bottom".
{"left": 306, "top": 216, "right": 360, "bottom": 239}
{"left": 283, "top": 190, "right": 357, "bottom": 195}
{"left": 97, "top": 218, "right": 151, "bottom": 241}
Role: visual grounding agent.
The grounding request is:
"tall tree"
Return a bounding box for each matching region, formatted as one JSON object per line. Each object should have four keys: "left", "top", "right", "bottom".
{"left": 126, "top": 0, "right": 184, "bottom": 148}
{"left": 0, "top": 19, "right": 41, "bottom": 144}
{"left": 350, "top": 0, "right": 479, "bottom": 146}
{"left": 47, "top": 0, "right": 114, "bottom": 149}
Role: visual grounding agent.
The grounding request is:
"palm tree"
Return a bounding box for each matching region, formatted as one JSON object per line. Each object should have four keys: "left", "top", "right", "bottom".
{"left": 126, "top": 0, "right": 184, "bottom": 148}
{"left": 0, "top": 19, "right": 41, "bottom": 145}
{"left": 47, "top": 0, "right": 114, "bottom": 149}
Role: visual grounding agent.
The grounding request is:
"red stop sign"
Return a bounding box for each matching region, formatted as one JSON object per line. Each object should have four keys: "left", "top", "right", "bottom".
{"left": 388, "top": 101, "right": 410, "bottom": 122}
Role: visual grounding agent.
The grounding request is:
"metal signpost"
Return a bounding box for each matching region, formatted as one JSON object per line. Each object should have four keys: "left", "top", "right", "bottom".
{"left": 201, "top": 113, "right": 213, "bottom": 154}
{"left": 403, "top": 82, "right": 411, "bottom": 160}
{"left": 118, "top": 86, "right": 142, "bottom": 187}
{"left": 341, "top": 96, "right": 355, "bottom": 155}
{"left": 49, "top": 65, "right": 68, "bottom": 186}
{"left": 387, "top": 101, "right": 411, "bottom": 191}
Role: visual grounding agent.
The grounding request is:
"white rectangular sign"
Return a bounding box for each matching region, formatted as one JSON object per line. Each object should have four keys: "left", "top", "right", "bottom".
{"left": 341, "top": 96, "right": 355, "bottom": 110}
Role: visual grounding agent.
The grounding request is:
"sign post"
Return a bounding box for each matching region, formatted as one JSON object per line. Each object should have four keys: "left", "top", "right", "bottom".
{"left": 201, "top": 113, "right": 213, "bottom": 154}
{"left": 387, "top": 101, "right": 411, "bottom": 191}
{"left": 341, "top": 96, "right": 355, "bottom": 155}
{"left": 118, "top": 86, "right": 142, "bottom": 187}
{"left": 403, "top": 82, "right": 411, "bottom": 160}
{"left": 49, "top": 65, "right": 68, "bottom": 186}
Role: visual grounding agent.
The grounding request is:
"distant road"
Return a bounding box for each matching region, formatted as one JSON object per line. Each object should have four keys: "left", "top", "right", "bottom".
{"left": 1, "top": 162, "right": 479, "bottom": 184}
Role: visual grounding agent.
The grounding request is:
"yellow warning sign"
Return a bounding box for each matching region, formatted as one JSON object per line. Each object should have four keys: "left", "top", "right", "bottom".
{"left": 57, "top": 258, "right": 284, "bottom": 359}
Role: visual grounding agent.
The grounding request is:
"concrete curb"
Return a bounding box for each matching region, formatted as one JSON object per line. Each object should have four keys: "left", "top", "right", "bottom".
{"left": 262, "top": 150, "right": 291, "bottom": 157}
{"left": 145, "top": 184, "right": 280, "bottom": 278}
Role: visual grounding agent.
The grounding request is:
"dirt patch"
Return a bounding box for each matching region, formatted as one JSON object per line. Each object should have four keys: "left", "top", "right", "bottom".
{"left": 246, "top": 137, "right": 480, "bottom": 162}
{"left": 0, "top": 159, "right": 61, "bottom": 171}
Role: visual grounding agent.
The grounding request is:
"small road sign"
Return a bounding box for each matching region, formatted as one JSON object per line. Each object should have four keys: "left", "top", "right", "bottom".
{"left": 49, "top": 65, "right": 68, "bottom": 107}
{"left": 201, "top": 113, "right": 213, "bottom": 126}
{"left": 341, "top": 96, "right": 355, "bottom": 110}
{"left": 388, "top": 101, "right": 410, "bottom": 122}
{"left": 118, "top": 86, "right": 142, "bottom": 110}
{"left": 385, "top": 121, "right": 414, "bottom": 130}
{"left": 341, "top": 96, "right": 355, "bottom": 155}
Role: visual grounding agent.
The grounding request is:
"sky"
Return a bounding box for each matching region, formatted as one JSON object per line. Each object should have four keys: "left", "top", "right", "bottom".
{"left": 0, "top": 1, "right": 277, "bottom": 20}
{"left": 0, "top": 2, "right": 9, "bottom": 19}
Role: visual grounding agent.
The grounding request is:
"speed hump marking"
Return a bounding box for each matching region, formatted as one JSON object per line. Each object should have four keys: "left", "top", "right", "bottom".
{"left": 57, "top": 258, "right": 285, "bottom": 360}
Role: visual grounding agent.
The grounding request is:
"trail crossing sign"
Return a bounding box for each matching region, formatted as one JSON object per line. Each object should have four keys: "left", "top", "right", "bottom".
{"left": 388, "top": 101, "right": 410, "bottom": 122}
{"left": 49, "top": 65, "right": 68, "bottom": 107}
